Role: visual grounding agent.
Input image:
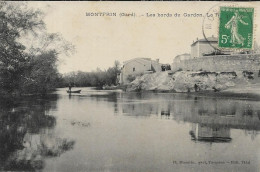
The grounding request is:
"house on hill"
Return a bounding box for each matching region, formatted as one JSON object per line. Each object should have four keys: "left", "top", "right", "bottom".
{"left": 191, "top": 36, "right": 218, "bottom": 58}
{"left": 118, "top": 58, "right": 162, "bottom": 85}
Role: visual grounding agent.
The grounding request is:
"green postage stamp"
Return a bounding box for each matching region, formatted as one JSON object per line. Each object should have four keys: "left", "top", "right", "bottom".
{"left": 218, "top": 7, "right": 254, "bottom": 49}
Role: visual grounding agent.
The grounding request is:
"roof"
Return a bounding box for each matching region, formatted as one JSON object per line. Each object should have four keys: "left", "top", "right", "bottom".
{"left": 175, "top": 53, "right": 190, "bottom": 58}
{"left": 191, "top": 36, "right": 218, "bottom": 46}
{"left": 123, "top": 58, "right": 158, "bottom": 65}
{"left": 174, "top": 53, "right": 191, "bottom": 61}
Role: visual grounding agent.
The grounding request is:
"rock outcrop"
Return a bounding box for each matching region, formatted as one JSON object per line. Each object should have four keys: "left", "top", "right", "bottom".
{"left": 126, "top": 71, "right": 250, "bottom": 92}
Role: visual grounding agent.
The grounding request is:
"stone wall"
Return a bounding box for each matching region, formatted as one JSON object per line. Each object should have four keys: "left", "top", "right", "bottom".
{"left": 172, "top": 54, "right": 260, "bottom": 74}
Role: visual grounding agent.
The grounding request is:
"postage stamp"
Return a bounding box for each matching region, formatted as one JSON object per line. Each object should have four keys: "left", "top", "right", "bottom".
{"left": 218, "top": 7, "right": 254, "bottom": 49}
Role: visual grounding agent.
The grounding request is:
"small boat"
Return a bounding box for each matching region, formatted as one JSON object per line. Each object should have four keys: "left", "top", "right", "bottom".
{"left": 67, "top": 90, "right": 81, "bottom": 94}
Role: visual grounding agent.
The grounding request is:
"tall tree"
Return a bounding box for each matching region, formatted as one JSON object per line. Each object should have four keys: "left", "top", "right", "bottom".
{"left": 0, "top": 2, "right": 45, "bottom": 95}
{"left": 0, "top": 2, "right": 74, "bottom": 96}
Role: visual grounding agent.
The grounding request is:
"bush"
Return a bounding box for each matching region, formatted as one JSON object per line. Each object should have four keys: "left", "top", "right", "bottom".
{"left": 243, "top": 71, "right": 254, "bottom": 80}
{"left": 127, "top": 75, "right": 136, "bottom": 82}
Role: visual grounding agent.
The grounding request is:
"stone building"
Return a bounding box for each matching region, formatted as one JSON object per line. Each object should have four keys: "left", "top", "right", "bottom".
{"left": 171, "top": 53, "right": 190, "bottom": 70}
{"left": 191, "top": 36, "right": 218, "bottom": 59}
{"left": 173, "top": 53, "right": 191, "bottom": 63}
{"left": 171, "top": 36, "right": 260, "bottom": 76}
{"left": 119, "top": 58, "right": 162, "bottom": 85}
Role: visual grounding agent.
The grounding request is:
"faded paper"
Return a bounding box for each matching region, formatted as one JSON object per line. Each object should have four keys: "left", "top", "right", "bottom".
{"left": 1, "top": 1, "right": 260, "bottom": 172}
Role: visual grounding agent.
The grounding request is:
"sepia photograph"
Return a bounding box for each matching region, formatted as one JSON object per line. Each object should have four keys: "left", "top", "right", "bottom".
{"left": 0, "top": 1, "right": 259, "bottom": 172}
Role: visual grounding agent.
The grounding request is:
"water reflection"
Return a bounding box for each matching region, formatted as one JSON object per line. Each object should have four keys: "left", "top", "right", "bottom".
{"left": 3, "top": 88, "right": 256, "bottom": 172}
{"left": 189, "top": 123, "right": 231, "bottom": 143}
{"left": 115, "top": 93, "right": 260, "bottom": 142}
{"left": 0, "top": 95, "right": 75, "bottom": 171}
{"left": 1, "top": 88, "right": 259, "bottom": 171}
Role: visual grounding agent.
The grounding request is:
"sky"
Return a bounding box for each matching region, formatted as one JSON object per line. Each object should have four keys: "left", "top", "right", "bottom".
{"left": 27, "top": 1, "right": 260, "bottom": 74}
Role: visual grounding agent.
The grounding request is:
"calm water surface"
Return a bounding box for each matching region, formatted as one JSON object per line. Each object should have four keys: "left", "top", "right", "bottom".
{"left": 0, "top": 87, "right": 260, "bottom": 172}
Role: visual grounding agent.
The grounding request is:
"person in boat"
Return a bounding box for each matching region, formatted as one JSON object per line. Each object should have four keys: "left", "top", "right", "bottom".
{"left": 68, "top": 83, "right": 72, "bottom": 92}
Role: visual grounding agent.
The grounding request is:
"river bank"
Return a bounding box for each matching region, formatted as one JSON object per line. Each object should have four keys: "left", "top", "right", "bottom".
{"left": 123, "top": 71, "right": 260, "bottom": 100}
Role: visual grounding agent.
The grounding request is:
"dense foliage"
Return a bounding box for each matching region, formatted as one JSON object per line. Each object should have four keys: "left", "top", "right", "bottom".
{"left": 0, "top": 2, "right": 73, "bottom": 96}
{"left": 20, "top": 51, "right": 63, "bottom": 94}
{"left": 60, "top": 61, "right": 121, "bottom": 88}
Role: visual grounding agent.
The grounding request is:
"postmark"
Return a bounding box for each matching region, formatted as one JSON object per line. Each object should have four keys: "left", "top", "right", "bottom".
{"left": 218, "top": 7, "right": 254, "bottom": 50}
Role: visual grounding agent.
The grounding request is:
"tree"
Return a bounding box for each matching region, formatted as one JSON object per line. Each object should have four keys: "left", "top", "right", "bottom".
{"left": 0, "top": 2, "right": 45, "bottom": 95}
{"left": 61, "top": 60, "right": 121, "bottom": 88}
{"left": 20, "top": 51, "right": 61, "bottom": 94}
{"left": 0, "top": 2, "right": 74, "bottom": 96}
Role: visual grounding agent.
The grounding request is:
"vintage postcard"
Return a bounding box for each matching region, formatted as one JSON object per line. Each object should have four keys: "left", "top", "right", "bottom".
{"left": 0, "top": 1, "right": 259, "bottom": 172}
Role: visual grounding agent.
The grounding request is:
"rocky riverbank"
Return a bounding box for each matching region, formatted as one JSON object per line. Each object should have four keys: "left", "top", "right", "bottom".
{"left": 126, "top": 71, "right": 259, "bottom": 96}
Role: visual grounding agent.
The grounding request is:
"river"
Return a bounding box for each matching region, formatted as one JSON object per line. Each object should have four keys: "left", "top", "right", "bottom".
{"left": 0, "top": 87, "right": 259, "bottom": 172}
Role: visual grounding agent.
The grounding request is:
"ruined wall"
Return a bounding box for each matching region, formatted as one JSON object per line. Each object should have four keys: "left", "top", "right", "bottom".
{"left": 172, "top": 54, "right": 260, "bottom": 73}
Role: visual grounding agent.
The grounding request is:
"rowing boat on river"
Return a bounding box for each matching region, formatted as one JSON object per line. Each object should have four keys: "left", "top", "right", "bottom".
{"left": 67, "top": 90, "right": 81, "bottom": 93}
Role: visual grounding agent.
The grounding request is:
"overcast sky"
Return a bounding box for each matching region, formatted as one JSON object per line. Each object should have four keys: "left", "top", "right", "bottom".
{"left": 28, "top": 1, "right": 260, "bottom": 74}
